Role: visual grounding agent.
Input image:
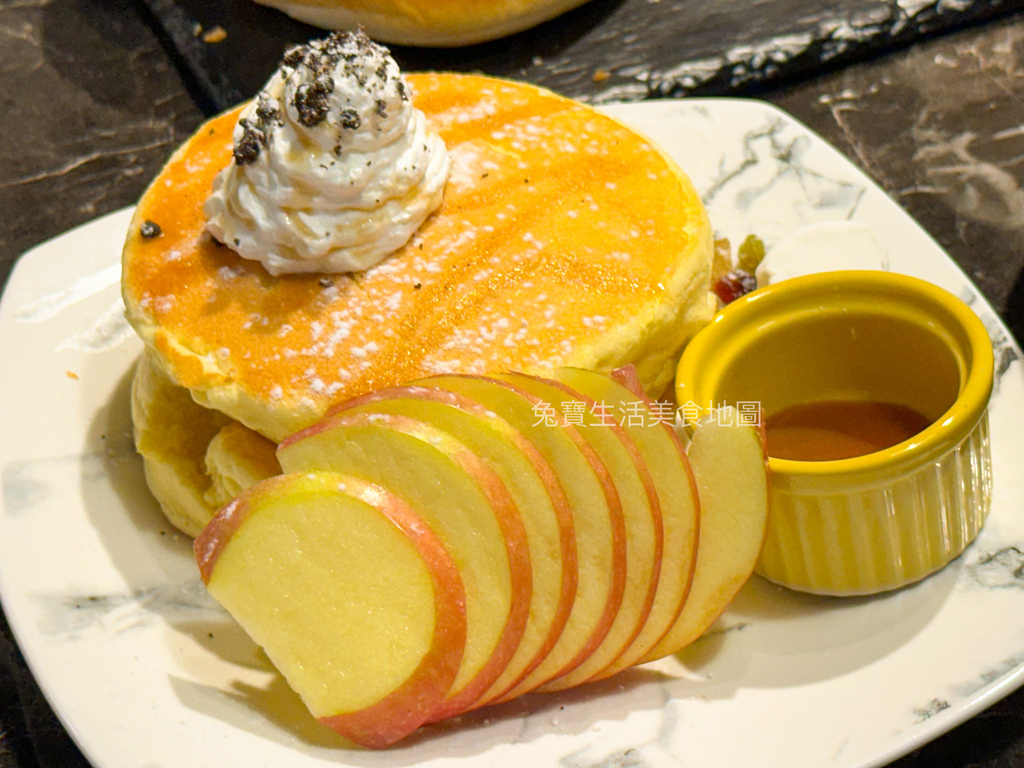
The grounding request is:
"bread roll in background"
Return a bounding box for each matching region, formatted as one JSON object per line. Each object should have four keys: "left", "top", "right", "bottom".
{"left": 252, "top": 0, "right": 595, "bottom": 46}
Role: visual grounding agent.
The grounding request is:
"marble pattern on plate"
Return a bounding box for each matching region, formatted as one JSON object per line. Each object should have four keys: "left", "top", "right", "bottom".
{"left": 2, "top": 102, "right": 1024, "bottom": 768}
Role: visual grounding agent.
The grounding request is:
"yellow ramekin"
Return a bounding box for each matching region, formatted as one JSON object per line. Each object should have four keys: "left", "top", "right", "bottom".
{"left": 676, "top": 270, "right": 994, "bottom": 595}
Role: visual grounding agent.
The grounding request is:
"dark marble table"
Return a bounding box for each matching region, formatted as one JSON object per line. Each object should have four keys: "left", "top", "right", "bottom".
{"left": 3, "top": 1, "right": 1024, "bottom": 766}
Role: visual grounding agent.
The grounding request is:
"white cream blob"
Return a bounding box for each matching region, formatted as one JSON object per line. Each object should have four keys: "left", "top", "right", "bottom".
{"left": 755, "top": 221, "right": 890, "bottom": 286}
{"left": 204, "top": 31, "right": 450, "bottom": 275}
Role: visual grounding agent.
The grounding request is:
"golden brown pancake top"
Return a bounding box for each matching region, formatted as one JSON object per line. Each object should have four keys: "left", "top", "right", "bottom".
{"left": 123, "top": 73, "right": 711, "bottom": 441}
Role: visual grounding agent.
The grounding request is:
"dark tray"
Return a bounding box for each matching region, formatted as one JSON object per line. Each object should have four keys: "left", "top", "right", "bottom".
{"left": 137, "top": 0, "right": 1024, "bottom": 115}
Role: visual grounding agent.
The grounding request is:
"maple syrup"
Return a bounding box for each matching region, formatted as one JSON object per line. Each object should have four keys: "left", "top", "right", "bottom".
{"left": 766, "top": 400, "right": 933, "bottom": 462}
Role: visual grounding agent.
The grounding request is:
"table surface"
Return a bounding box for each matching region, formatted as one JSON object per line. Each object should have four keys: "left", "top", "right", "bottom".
{"left": 4, "top": 1, "right": 1024, "bottom": 766}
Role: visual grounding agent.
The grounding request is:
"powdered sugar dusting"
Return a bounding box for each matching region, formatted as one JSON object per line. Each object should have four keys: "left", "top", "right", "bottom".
{"left": 137, "top": 74, "right": 698, "bottom": 421}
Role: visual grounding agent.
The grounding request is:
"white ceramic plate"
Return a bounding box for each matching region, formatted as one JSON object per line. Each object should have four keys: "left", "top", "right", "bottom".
{"left": 2, "top": 98, "right": 1024, "bottom": 768}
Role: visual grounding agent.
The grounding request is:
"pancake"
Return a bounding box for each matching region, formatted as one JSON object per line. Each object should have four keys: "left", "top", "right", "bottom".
{"left": 122, "top": 73, "right": 715, "bottom": 449}
{"left": 131, "top": 349, "right": 280, "bottom": 537}
{"left": 252, "top": 0, "right": 595, "bottom": 47}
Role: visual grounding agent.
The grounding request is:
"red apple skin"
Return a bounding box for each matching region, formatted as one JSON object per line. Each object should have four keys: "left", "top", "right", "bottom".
{"left": 558, "top": 365, "right": 699, "bottom": 682}
{"left": 329, "top": 384, "right": 579, "bottom": 708}
{"left": 279, "top": 411, "right": 533, "bottom": 724}
{"left": 502, "top": 372, "right": 662, "bottom": 690}
{"left": 611, "top": 362, "right": 702, "bottom": 636}
{"left": 461, "top": 375, "right": 627, "bottom": 689}
{"left": 639, "top": 403, "right": 770, "bottom": 661}
{"left": 420, "top": 374, "right": 628, "bottom": 700}
{"left": 194, "top": 472, "right": 468, "bottom": 749}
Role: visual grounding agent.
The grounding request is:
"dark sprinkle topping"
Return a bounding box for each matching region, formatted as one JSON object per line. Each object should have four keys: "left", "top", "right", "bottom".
{"left": 338, "top": 108, "right": 361, "bottom": 130}
{"left": 284, "top": 31, "right": 397, "bottom": 128}
{"left": 234, "top": 31, "right": 402, "bottom": 164}
{"left": 140, "top": 220, "right": 162, "bottom": 238}
{"left": 319, "top": 276, "right": 334, "bottom": 288}
{"left": 234, "top": 119, "right": 266, "bottom": 165}
{"left": 282, "top": 44, "right": 305, "bottom": 68}
{"left": 294, "top": 75, "right": 334, "bottom": 127}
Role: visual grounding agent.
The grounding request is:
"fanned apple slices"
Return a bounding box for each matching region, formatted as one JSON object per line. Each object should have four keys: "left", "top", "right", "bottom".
{"left": 639, "top": 402, "right": 771, "bottom": 661}
{"left": 328, "top": 384, "right": 580, "bottom": 709}
{"left": 195, "top": 365, "right": 770, "bottom": 748}
{"left": 420, "top": 373, "right": 627, "bottom": 701}
{"left": 607, "top": 368, "right": 771, "bottom": 662}
{"left": 277, "top": 411, "right": 533, "bottom": 723}
{"left": 553, "top": 367, "right": 699, "bottom": 680}
{"left": 495, "top": 371, "right": 664, "bottom": 692}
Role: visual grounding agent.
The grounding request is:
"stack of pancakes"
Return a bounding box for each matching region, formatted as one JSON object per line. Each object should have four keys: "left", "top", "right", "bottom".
{"left": 123, "top": 73, "right": 715, "bottom": 537}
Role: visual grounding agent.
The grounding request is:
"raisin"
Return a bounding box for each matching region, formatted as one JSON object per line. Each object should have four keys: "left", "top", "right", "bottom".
{"left": 713, "top": 269, "right": 757, "bottom": 304}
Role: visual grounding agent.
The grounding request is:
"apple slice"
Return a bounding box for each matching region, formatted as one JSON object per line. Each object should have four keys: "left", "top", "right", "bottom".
{"left": 641, "top": 405, "right": 770, "bottom": 661}
{"left": 553, "top": 366, "right": 699, "bottom": 679}
{"left": 194, "top": 471, "right": 467, "bottom": 749}
{"left": 420, "top": 374, "right": 626, "bottom": 699}
{"left": 495, "top": 372, "right": 662, "bottom": 691}
{"left": 277, "top": 411, "right": 531, "bottom": 722}
{"left": 331, "top": 385, "right": 577, "bottom": 709}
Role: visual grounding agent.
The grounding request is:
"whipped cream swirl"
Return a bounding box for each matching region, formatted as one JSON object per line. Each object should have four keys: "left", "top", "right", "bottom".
{"left": 204, "top": 31, "right": 450, "bottom": 275}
